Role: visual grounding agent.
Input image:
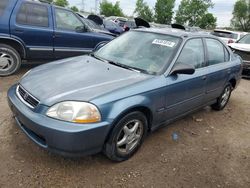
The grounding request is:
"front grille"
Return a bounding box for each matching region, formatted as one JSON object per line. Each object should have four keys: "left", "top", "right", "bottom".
{"left": 16, "top": 85, "right": 40, "bottom": 108}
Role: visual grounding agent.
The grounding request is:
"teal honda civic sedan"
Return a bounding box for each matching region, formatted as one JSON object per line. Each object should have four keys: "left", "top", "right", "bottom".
{"left": 8, "top": 28, "right": 242, "bottom": 161}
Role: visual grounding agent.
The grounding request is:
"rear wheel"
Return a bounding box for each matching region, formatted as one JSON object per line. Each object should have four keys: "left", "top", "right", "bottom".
{"left": 211, "top": 84, "right": 232, "bottom": 111}
{"left": 0, "top": 44, "right": 21, "bottom": 76}
{"left": 104, "top": 111, "right": 148, "bottom": 162}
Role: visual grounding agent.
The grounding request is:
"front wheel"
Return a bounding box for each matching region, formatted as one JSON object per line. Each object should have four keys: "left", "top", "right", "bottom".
{"left": 211, "top": 84, "right": 232, "bottom": 111}
{"left": 104, "top": 111, "right": 148, "bottom": 162}
{"left": 0, "top": 44, "right": 21, "bottom": 76}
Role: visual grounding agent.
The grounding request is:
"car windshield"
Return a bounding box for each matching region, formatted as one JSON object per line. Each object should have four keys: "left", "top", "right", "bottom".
{"left": 238, "top": 34, "right": 250, "bottom": 44}
{"left": 104, "top": 20, "right": 118, "bottom": 28}
{"left": 94, "top": 31, "right": 180, "bottom": 74}
{"left": 83, "top": 18, "right": 104, "bottom": 30}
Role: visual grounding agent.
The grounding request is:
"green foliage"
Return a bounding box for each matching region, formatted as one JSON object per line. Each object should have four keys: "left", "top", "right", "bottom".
{"left": 175, "top": 0, "right": 215, "bottom": 28}
{"left": 70, "top": 6, "right": 79, "bottom": 12}
{"left": 198, "top": 13, "right": 217, "bottom": 29}
{"left": 100, "top": 0, "right": 124, "bottom": 17}
{"left": 155, "top": 0, "right": 175, "bottom": 24}
{"left": 54, "top": 0, "right": 69, "bottom": 7}
{"left": 231, "top": 0, "right": 250, "bottom": 31}
{"left": 134, "top": 0, "right": 154, "bottom": 22}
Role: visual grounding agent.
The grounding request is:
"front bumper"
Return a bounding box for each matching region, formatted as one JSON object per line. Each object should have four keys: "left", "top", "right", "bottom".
{"left": 7, "top": 84, "right": 111, "bottom": 157}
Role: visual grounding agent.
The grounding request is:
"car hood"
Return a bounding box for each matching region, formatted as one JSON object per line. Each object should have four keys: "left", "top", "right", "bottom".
{"left": 229, "top": 43, "right": 250, "bottom": 52}
{"left": 20, "top": 56, "right": 150, "bottom": 106}
{"left": 93, "top": 29, "right": 117, "bottom": 37}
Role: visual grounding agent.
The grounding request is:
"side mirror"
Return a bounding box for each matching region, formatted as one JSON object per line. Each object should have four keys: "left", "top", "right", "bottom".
{"left": 75, "top": 25, "right": 88, "bottom": 33}
{"left": 93, "top": 41, "right": 108, "bottom": 52}
{"left": 170, "top": 63, "right": 195, "bottom": 75}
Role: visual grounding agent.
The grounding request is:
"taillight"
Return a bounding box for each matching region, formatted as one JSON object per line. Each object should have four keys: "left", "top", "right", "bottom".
{"left": 228, "top": 39, "right": 234, "bottom": 44}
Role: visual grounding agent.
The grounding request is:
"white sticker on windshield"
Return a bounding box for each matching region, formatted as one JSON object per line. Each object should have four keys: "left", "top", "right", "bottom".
{"left": 152, "top": 39, "right": 176, "bottom": 47}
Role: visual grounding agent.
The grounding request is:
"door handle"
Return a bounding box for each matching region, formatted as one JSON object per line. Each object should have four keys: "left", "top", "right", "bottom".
{"left": 54, "top": 33, "right": 61, "bottom": 38}
{"left": 227, "top": 68, "right": 231, "bottom": 74}
{"left": 202, "top": 76, "right": 207, "bottom": 80}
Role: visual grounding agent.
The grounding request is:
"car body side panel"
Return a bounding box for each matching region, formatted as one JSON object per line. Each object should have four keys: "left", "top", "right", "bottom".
{"left": 163, "top": 68, "right": 207, "bottom": 120}
{"left": 0, "top": 0, "right": 18, "bottom": 35}
{"left": 10, "top": 0, "right": 54, "bottom": 59}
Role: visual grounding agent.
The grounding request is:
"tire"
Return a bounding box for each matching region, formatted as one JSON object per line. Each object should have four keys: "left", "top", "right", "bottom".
{"left": 0, "top": 44, "right": 21, "bottom": 76}
{"left": 211, "top": 84, "right": 232, "bottom": 111}
{"left": 104, "top": 111, "right": 148, "bottom": 162}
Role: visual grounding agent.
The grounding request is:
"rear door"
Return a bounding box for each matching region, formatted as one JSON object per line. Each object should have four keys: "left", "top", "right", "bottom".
{"left": 204, "top": 38, "right": 232, "bottom": 102}
{"left": 10, "top": 1, "right": 53, "bottom": 59}
{"left": 164, "top": 38, "right": 207, "bottom": 120}
{"left": 53, "top": 7, "right": 94, "bottom": 59}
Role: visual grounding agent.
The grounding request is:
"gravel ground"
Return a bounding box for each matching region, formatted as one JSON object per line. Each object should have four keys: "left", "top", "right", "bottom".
{"left": 0, "top": 65, "right": 249, "bottom": 188}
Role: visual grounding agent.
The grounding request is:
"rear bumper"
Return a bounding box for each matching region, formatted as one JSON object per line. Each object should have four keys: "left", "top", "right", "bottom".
{"left": 8, "top": 84, "right": 111, "bottom": 157}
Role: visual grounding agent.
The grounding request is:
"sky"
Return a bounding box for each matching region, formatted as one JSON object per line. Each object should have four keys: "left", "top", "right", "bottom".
{"left": 69, "top": 0, "right": 237, "bottom": 27}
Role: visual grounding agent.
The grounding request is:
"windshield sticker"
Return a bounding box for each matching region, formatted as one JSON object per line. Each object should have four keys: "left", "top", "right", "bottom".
{"left": 152, "top": 39, "right": 176, "bottom": 47}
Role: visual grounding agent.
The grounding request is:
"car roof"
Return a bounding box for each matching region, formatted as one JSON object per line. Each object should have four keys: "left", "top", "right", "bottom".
{"left": 135, "top": 28, "right": 214, "bottom": 38}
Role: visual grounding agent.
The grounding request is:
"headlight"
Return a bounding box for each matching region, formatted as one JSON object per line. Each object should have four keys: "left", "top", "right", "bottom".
{"left": 46, "top": 101, "right": 101, "bottom": 123}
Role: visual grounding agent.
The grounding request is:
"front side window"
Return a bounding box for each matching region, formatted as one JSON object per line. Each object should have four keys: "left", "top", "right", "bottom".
{"left": 16, "top": 3, "right": 49, "bottom": 27}
{"left": 176, "top": 38, "right": 205, "bottom": 69}
{"left": 0, "top": 0, "right": 8, "bottom": 17}
{"left": 95, "top": 31, "right": 180, "bottom": 74}
{"left": 238, "top": 34, "right": 250, "bottom": 44}
{"left": 55, "top": 8, "right": 83, "bottom": 31}
{"left": 206, "top": 38, "right": 225, "bottom": 65}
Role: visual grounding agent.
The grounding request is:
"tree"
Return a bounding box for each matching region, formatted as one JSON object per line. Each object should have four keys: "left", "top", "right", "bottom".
{"left": 198, "top": 13, "right": 217, "bottom": 29}
{"left": 54, "top": 0, "right": 69, "bottom": 7}
{"left": 155, "top": 0, "right": 175, "bottom": 24}
{"left": 71, "top": 6, "right": 79, "bottom": 12}
{"left": 231, "top": 0, "right": 250, "bottom": 31}
{"left": 134, "top": 0, "right": 154, "bottom": 22}
{"left": 100, "top": 0, "right": 124, "bottom": 17}
{"left": 175, "top": 0, "right": 214, "bottom": 27}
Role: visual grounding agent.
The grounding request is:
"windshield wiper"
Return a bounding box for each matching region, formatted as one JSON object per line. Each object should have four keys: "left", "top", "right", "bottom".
{"left": 90, "top": 53, "right": 151, "bottom": 74}
{"left": 107, "top": 60, "right": 142, "bottom": 73}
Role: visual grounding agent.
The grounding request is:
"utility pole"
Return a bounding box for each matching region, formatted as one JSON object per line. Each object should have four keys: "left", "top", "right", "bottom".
{"left": 81, "top": 0, "right": 85, "bottom": 12}
{"left": 95, "top": 0, "right": 99, "bottom": 14}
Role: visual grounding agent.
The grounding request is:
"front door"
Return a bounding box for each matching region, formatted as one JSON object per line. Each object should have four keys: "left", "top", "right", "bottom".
{"left": 53, "top": 7, "right": 94, "bottom": 59}
{"left": 164, "top": 38, "right": 207, "bottom": 120}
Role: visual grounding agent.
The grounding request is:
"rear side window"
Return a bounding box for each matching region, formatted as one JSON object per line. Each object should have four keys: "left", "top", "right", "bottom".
{"left": 0, "top": 0, "right": 9, "bottom": 17}
{"left": 176, "top": 38, "right": 205, "bottom": 69}
{"left": 206, "top": 38, "right": 225, "bottom": 65}
{"left": 16, "top": 3, "right": 49, "bottom": 27}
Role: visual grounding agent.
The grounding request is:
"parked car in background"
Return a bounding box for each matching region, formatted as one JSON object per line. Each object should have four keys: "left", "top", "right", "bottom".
{"left": 0, "top": 0, "right": 113, "bottom": 76}
{"left": 106, "top": 16, "right": 128, "bottom": 27}
{"left": 123, "top": 20, "right": 137, "bottom": 31}
{"left": 103, "top": 20, "right": 124, "bottom": 35}
{"left": 76, "top": 13, "right": 116, "bottom": 37}
{"left": 229, "top": 34, "right": 250, "bottom": 77}
{"left": 211, "top": 29, "right": 246, "bottom": 44}
{"left": 150, "top": 22, "right": 171, "bottom": 29}
{"left": 8, "top": 28, "right": 242, "bottom": 161}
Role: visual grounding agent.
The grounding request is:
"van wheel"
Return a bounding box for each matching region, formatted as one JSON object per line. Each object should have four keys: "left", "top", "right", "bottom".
{"left": 211, "top": 84, "right": 232, "bottom": 111}
{"left": 0, "top": 44, "right": 21, "bottom": 76}
{"left": 104, "top": 111, "right": 148, "bottom": 162}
